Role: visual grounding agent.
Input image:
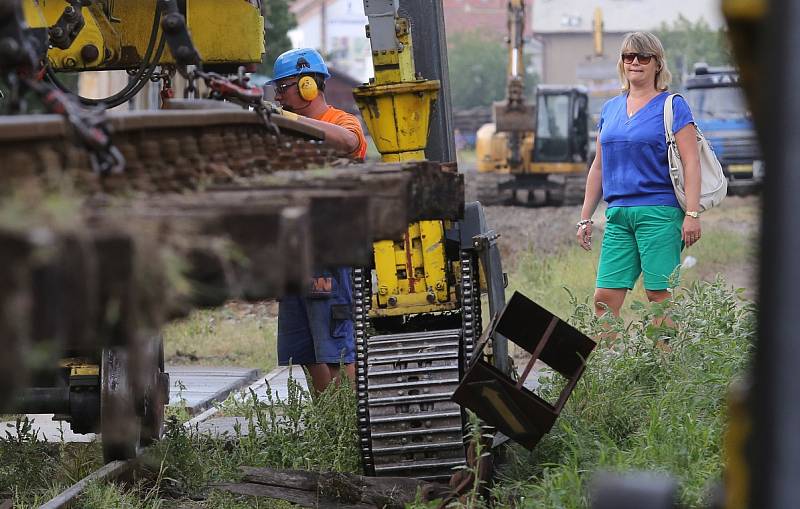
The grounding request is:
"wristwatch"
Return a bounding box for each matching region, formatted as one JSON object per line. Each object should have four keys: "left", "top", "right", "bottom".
{"left": 685, "top": 211, "right": 700, "bottom": 219}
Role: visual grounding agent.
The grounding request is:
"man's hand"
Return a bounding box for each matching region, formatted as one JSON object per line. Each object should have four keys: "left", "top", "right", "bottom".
{"left": 265, "top": 101, "right": 300, "bottom": 121}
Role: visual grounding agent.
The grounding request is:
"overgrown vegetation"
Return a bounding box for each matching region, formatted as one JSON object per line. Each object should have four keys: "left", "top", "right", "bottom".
{"left": 163, "top": 303, "right": 278, "bottom": 371}
{"left": 2, "top": 274, "right": 752, "bottom": 507}
{"left": 447, "top": 30, "right": 538, "bottom": 110}
{"left": 74, "top": 377, "right": 359, "bottom": 506}
{"left": 0, "top": 418, "right": 102, "bottom": 506}
{"left": 506, "top": 226, "right": 754, "bottom": 322}
{"left": 494, "top": 277, "right": 754, "bottom": 508}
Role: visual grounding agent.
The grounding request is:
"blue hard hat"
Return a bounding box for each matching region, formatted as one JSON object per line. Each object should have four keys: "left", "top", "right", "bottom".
{"left": 271, "top": 48, "right": 330, "bottom": 82}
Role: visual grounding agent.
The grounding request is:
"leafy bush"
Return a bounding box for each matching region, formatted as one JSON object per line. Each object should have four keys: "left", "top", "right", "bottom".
{"left": 494, "top": 277, "right": 754, "bottom": 508}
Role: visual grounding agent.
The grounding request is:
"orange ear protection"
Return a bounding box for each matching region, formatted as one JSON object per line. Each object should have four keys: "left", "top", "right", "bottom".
{"left": 297, "top": 75, "right": 318, "bottom": 101}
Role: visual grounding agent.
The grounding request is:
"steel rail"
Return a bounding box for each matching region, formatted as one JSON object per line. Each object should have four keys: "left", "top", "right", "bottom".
{"left": 37, "top": 368, "right": 290, "bottom": 509}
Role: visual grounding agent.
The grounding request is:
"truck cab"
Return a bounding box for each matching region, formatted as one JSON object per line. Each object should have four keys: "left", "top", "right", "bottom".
{"left": 684, "top": 64, "right": 763, "bottom": 192}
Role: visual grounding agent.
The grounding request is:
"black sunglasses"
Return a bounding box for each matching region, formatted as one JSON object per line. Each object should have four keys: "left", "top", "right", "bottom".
{"left": 622, "top": 52, "right": 654, "bottom": 65}
{"left": 273, "top": 81, "right": 297, "bottom": 94}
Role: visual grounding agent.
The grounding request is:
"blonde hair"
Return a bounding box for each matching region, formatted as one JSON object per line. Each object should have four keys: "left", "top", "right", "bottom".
{"left": 617, "top": 32, "right": 672, "bottom": 92}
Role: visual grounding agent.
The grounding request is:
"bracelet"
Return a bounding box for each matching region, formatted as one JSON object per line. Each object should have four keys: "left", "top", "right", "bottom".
{"left": 576, "top": 219, "right": 593, "bottom": 229}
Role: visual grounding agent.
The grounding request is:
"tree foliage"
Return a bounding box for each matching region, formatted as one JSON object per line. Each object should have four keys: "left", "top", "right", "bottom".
{"left": 655, "top": 15, "right": 732, "bottom": 78}
{"left": 447, "top": 31, "right": 537, "bottom": 110}
{"left": 259, "top": 0, "right": 298, "bottom": 75}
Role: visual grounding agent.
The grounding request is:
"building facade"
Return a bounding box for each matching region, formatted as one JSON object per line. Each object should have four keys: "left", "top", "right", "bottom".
{"left": 532, "top": 0, "right": 726, "bottom": 85}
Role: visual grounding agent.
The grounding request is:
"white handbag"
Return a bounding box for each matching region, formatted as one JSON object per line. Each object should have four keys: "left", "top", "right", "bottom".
{"left": 663, "top": 94, "right": 727, "bottom": 212}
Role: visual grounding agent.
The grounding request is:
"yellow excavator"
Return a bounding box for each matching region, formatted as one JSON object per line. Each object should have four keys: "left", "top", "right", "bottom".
{"left": 474, "top": 0, "right": 590, "bottom": 206}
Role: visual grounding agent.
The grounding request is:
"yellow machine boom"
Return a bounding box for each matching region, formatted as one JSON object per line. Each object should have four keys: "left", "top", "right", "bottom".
{"left": 23, "top": 0, "right": 264, "bottom": 71}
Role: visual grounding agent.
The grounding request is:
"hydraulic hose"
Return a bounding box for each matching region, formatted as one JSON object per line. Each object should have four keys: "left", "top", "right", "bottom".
{"left": 45, "top": 3, "right": 164, "bottom": 108}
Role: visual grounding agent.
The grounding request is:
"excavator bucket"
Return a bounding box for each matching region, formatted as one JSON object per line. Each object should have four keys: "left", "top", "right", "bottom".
{"left": 452, "top": 291, "right": 596, "bottom": 449}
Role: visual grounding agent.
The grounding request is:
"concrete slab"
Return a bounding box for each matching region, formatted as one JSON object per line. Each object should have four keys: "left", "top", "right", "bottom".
{"left": 167, "top": 365, "right": 262, "bottom": 414}
{"left": 1, "top": 365, "right": 263, "bottom": 443}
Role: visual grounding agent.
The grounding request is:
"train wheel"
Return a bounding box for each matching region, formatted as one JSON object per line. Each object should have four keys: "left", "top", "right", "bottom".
{"left": 140, "top": 337, "right": 169, "bottom": 446}
{"left": 101, "top": 347, "right": 141, "bottom": 462}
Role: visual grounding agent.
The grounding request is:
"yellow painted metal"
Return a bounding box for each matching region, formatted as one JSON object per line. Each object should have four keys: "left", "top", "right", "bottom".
{"left": 372, "top": 220, "right": 452, "bottom": 315}
{"left": 528, "top": 161, "right": 586, "bottom": 175}
{"left": 354, "top": 80, "right": 440, "bottom": 160}
{"left": 58, "top": 358, "right": 100, "bottom": 376}
{"left": 374, "top": 239, "right": 399, "bottom": 304}
{"left": 419, "top": 220, "right": 449, "bottom": 303}
{"left": 24, "top": 0, "right": 264, "bottom": 71}
{"left": 476, "top": 124, "right": 538, "bottom": 174}
{"left": 25, "top": 1, "right": 115, "bottom": 70}
{"left": 368, "top": 18, "right": 416, "bottom": 84}
{"left": 188, "top": 0, "right": 265, "bottom": 65}
{"left": 371, "top": 291, "right": 458, "bottom": 317}
{"left": 359, "top": 13, "right": 455, "bottom": 317}
{"left": 71, "top": 365, "right": 101, "bottom": 377}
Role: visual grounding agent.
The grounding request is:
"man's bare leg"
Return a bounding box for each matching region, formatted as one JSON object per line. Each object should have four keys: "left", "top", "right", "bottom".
{"left": 328, "top": 363, "right": 356, "bottom": 389}
{"left": 304, "top": 363, "right": 334, "bottom": 395}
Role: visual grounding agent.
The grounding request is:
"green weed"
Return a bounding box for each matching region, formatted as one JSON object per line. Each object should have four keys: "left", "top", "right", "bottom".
{"left": 0, "top": 417, "right": 103, "bottom": 507}
{"left": 492, "top": 277, "right": 754, "bottom": 508}
{"left": 134, "top": 374, "right": 359, "bottom": 505}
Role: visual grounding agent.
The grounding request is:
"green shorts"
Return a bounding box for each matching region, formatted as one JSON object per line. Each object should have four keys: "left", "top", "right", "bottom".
{"left": 596, "top": 206, "right": 684, "bottom": 291}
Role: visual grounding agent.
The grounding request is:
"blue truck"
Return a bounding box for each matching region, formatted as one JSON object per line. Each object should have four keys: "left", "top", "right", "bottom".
{"left": 684, "top": 64, "right": 763, "bottom": 194}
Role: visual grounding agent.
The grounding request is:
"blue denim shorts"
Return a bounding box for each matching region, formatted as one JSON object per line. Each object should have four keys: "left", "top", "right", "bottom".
{"left": 277, "top": 271, "right": 355, "bottom": 366}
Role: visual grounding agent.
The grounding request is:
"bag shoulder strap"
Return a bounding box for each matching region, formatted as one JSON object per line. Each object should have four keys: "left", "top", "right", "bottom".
{"left": 663, "top": 93, "right": 681, "bottom": 145}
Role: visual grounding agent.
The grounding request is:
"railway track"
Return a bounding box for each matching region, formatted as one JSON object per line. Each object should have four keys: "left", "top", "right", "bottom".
{"left": 37, "top": 369, "right": 291, "bottom": 508}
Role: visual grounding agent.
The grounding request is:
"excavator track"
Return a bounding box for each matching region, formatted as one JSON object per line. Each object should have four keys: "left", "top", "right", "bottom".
{"left": 355, "top": 251, "right": 481, "bottom": 481}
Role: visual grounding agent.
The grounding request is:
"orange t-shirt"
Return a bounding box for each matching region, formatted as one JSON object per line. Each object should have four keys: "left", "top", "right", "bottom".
{"left": 315, "top": 106, "right": 368, "bottom": 161}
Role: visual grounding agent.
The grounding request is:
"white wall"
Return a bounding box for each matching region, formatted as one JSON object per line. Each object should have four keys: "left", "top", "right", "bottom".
{"left": 533, "top": 0, "right": 726, "bottom": 34}
{"left": 291, "top": 0, "right": 373, "bottom": 82}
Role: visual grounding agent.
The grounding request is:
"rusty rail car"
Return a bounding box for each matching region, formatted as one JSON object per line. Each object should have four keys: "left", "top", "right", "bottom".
{"left": 0, "top": 109, "right": 463, "bottom": 460}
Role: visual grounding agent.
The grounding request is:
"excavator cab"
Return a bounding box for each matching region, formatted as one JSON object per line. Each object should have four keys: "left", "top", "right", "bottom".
{"left": 532, "top": 85, "right": 589, "bottom": 165}
{"left": 476, "top": 84, "right": 590, "bottom": 206}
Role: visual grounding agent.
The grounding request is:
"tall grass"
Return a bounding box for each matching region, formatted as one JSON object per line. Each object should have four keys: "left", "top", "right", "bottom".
{"left": 494, "top": 277, "right": 754, "bottom": 508}
{"left": 507, "top": 227, "right": 753, "bottom": 322}
{"left": 77, "top": 377, "right": 360, "bottom": 506}
{"left": 163, "top": 305, "right": 278, "bottom": 370}
{"left": 0, "top": 418, "right": 103, "bottom": 507}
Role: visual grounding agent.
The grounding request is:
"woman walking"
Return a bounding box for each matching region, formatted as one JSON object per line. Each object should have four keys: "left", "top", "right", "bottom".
{"left": 577, "top": 32, "right": 701, "bottom": 317}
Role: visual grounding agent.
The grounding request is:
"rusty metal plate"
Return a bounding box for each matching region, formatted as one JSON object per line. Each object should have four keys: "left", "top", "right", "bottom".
{"left": 495, "top": 291, "right": 595, "bottom": 378}
{"left": 452, "top": 359, "right": 555, "bottom": 449}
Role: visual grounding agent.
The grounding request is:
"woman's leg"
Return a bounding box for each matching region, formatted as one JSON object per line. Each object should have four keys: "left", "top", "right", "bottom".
{"left": 594, "top": 287, "right": 628, "bottom": 317}
{"left": 646, "top": 289, "right": 674, "bottom": 327}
